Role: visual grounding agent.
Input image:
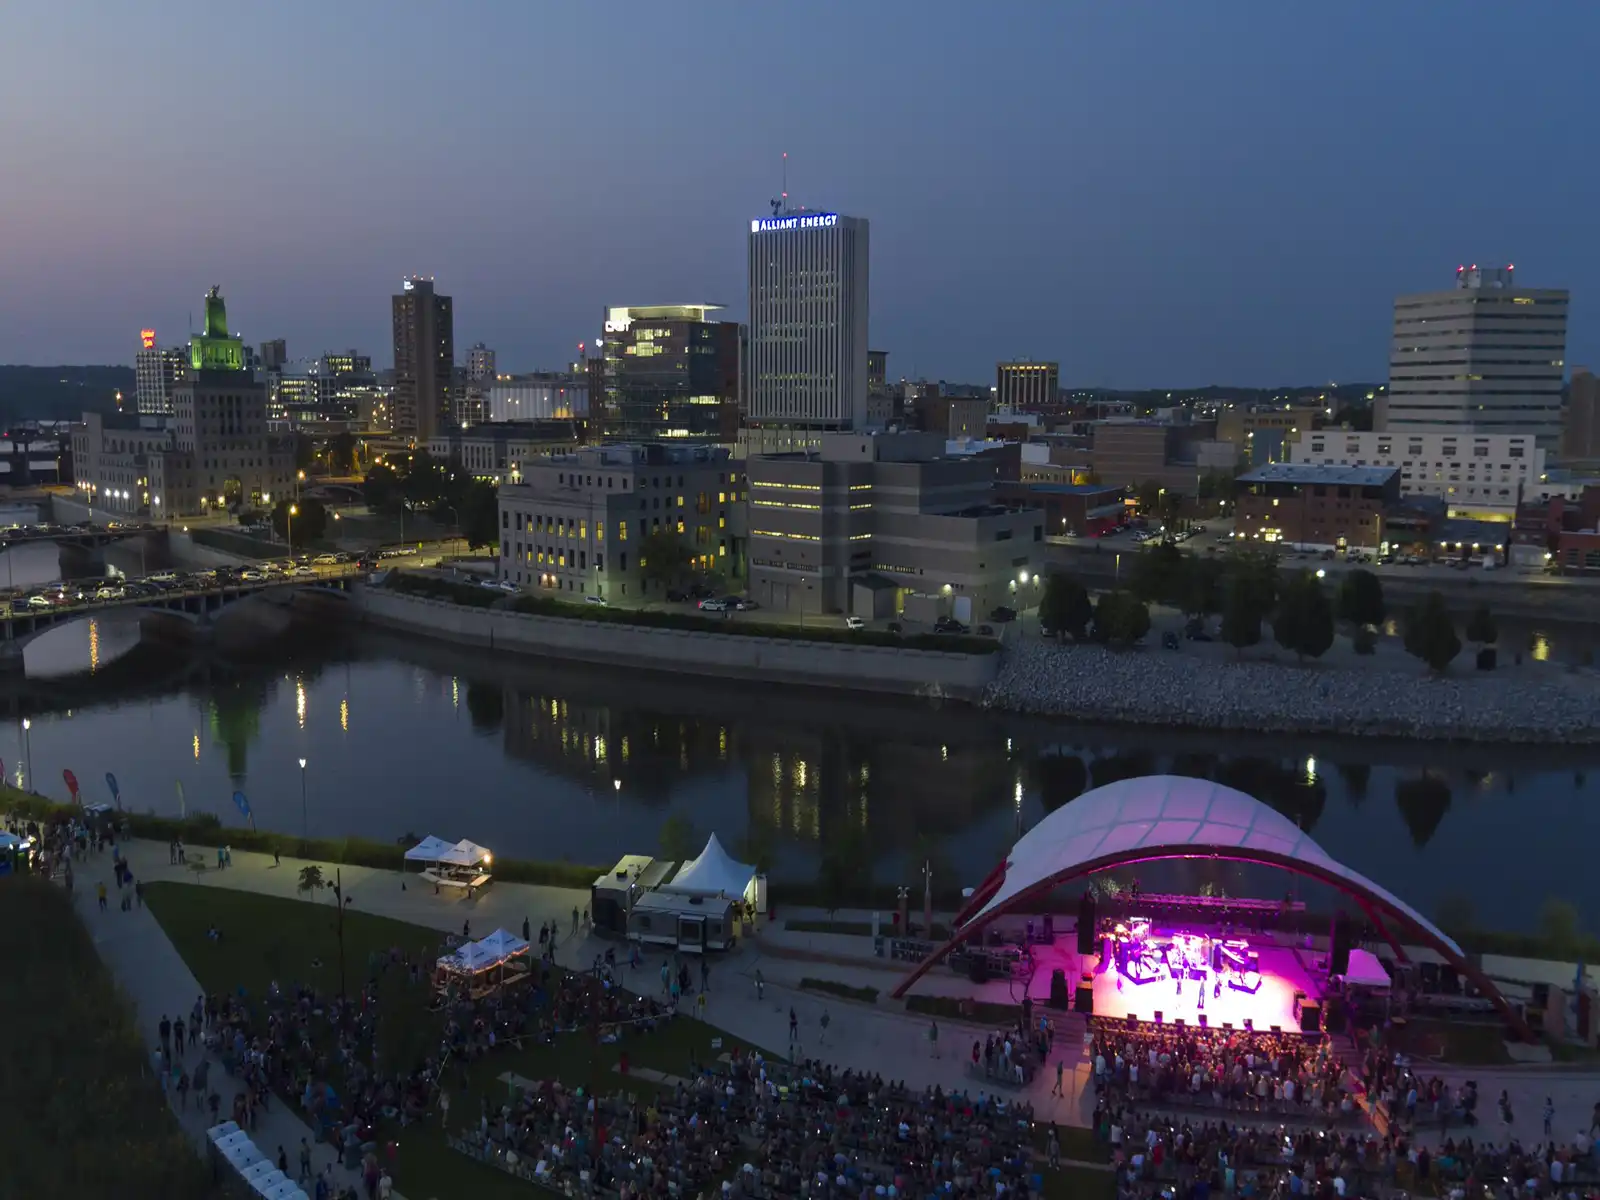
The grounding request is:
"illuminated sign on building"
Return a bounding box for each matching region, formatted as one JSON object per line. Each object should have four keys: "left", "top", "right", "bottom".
{"left": 140, "top": 329, "right": 157, "bottom": 349}
{"left": 603, "top": 317, "right": 633, "bottom": 333}
{"left": 750, "top": 213, "right": 840, "bottom": 233}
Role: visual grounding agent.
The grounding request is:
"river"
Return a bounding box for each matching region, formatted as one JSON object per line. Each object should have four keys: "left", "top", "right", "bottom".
{"left": 5, "top": 620, "right": 1597, "bottom": 936}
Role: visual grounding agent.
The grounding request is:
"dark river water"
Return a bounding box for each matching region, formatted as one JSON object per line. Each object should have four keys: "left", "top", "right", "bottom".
{"left": 6, "top": 606, "right": 1599, "bottom": 936}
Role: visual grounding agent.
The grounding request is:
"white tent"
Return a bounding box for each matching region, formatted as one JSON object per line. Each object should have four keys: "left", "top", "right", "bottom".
{"left": 404, "top": 835, "right": 455, "bottom": 864}
{"left": 439, "top": 839, "right": 492, "bottom": 868}
{"left": 476, "top": 928, "right": 529, "bottom": 961}
{"left": 1344, "top": 947, "right": 1392, "bottom": 990}
{"left": 250, "top": 1169, "right": 292, "bottom": 1196}
{"left": 667, "top": 833, "right": 756, "bottom": 900}
{"left": 438, "top": 940, "right": 499, "bottom": 974}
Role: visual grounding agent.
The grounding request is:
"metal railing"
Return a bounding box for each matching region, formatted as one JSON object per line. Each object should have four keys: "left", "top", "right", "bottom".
{"left": 0, "top": 563, "right": 365, "bottom": 622}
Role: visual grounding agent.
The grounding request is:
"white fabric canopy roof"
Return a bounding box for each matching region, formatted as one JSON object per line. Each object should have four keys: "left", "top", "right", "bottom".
{"left": 973, "top": 775, "right": 1462, "bottom": 957}
{"left": 1344, "top": 947, "right": 1392, "bottom": 989}
{"left": 476, "top": 928, "right": 529, "bottom": 960}
{"left": 404, "top": 835, "right": 455, "bottom": 863}
{"left": 438, "top": 941, "right": 499, "bottom": 973}
{"left": 667, "top": 833, "right": 755, "bottom": 898}
{"left": 439, "top": 839, "right": 491, "bottom": 867}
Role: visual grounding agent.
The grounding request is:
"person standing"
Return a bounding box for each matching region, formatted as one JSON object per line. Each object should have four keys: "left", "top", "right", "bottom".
{"left": 1048, "top": 1125, "right": 1061, "bottom": 1169}
{"left": 171, "top": 1016, "right": 185, "bottom": 1063}
{"left": 789, "top": 1007, "right": 799, "bottom": 1046}
{"left": 96, "top": 880, "right": 107, "bottom": 912}
{"left": 819, "top": 1009, "right": 831, "bottom": 1045}
{"left": 158, "top": 1014, "right": 172, "bottom": 1059}
{"left": 572, "top": 906, "right": 579, "bottom": 934}
{"left": 755, "top": 968, "right": 765, "bottom": 1001}
{"left": 522, "top": 917, "right": 530, "bottom": 942}
{"left": 1053, "top": 1059, "right": 1065, "bottom": 1097}
{"left": 299, "top": 1138, "right": 313, "bottom": 1183}
{"left": 1545, "top": 1097, "right": 1555, "bottom": 1138}
{"left": 929, "top": 1020, "right": 940, "bottom": 1058}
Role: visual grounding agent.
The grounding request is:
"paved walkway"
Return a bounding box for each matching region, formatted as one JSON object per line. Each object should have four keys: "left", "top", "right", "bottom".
{"left": 68, "top": 842, "right": 397, "bottom": 1198}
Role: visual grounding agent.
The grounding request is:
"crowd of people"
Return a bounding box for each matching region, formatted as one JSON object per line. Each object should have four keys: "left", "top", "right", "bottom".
{"left": 1090, "top": 1018, "right": 1361, "bottom": 1123}
{"left": 455, "top": 1046, "right": 1048, "bottom": 1199}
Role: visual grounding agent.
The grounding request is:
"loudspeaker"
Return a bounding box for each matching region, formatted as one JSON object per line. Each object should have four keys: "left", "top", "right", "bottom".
{"left": 1269, "top": 1024, "right": 1281, "bottom": 1034}
{"left": 1125, "top": 1013, "right": 1137, "bottom": 1029}
{"left": 1198, "top": 1014, "right": 1208, "bottom": 1028}
{"left": 1222, "top": 1022, "right": 1234, "bottom": 1031}
{"left": 1322, "top": 998, "right": 1346, "bottom": 1034}
{"left": 1074, "top": 984, "right": 1094, "bottom": 1015}
{"left": 1153, "top": 1010, "right": 1163, "bottom": 1024}
{"left": 970, "top": 957, "right": 989, "bottom": 983}
{"left": 1211, "top": 942, "right": 1222, "bottom": 971}
{"left": 1330, "top": 912, "right": 1352, "bottom": 977}
{"left": 1243, "top": 1018, "right": 1253, "bottom": 1032}
{"left": 1041, "top": 914, "right": 1055, "bottom": 942}
{"left": 1174, "top": 1018, "right": 1185, "bottom": 1029}
{"left": 1050, "top": 968, "right": 1069, "bottom": 1009}
{"left": 1077, "top": 894, "right": 1097, "bottom": 955}
{"left": 1299, "top": 1003, "right": 1321, "bottom": 1033}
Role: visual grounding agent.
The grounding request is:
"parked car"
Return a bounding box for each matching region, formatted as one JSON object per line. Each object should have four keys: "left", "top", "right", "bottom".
{"left": 933, "top": 616, "right": 969, "bottom": 634}
{"left": 845, "top": 616, "right": 866, "bottom": 630}
{"left": 989, "top": 605, "right": 1016, "bottom": 623}
{"left": 312, "top": 553, "right": 339, "bottom": 565}
{"left": 292, "top": 566, "right": 317, "bottom": 577}
{"left": 1183, "top": 619, "right": 1214, "bottom": 642}
{"left": 94, "top": 586, "right": 124, "bottom": 601}
{"left": 1161, "top": 631, "right": 1181, "bottom": 650}
{"left": 25, "top": 594, "right": 52, "bottom": 609}
{"left": 239, "top": 569, "right": 265, "bottom": 581}
{"left": 733, "top": 597, "right": 760, "bottom": 610}
{"left": 584, "top": 595, "right": 607, "bottom": 606}
{"left": 479, "top": 579, "right": 517, "bottom": 592}
{"left": 147, "top": 571, "right": 178, "bottom": 584}
{"left": 977, "top": 624, "right": 995, "bottom": 636}
{"left": 698, "top": 597, "right": 731, "bottom": 612}
{"left": 887, "top": 621, "right": 904, "bottom": 635}
{"left": 665, "top": 589, "right": 688, "bottom": 603}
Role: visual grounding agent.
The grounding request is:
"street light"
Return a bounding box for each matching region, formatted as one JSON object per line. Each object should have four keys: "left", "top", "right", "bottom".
{"left": 287, "top": 504, "right": 299, "bottom": 549}
{"left": 20, "top": 718, "right": 32, "bottom": 790}
{"left": 298, "top": 757, "right": 308, "bottom": 837}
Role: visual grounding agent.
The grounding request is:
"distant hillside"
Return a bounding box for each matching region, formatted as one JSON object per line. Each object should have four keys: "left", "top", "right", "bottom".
{"left": 0, "top": 365, "right": 134, "bottom": 425}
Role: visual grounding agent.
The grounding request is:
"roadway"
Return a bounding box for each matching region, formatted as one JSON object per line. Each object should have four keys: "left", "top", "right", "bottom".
{"left": 0, "top": 561, "right": 366, "bottom": 623}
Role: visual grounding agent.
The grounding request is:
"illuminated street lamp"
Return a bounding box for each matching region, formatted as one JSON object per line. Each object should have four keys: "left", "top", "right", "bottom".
{"left": 298, "top": 757, "right": 308, "bottom": 837}
{"left": 20, "top": 718, "right": 32, "bottom": 789}
{"left": 287, "top": 504, "right": 299, "bottom": 549}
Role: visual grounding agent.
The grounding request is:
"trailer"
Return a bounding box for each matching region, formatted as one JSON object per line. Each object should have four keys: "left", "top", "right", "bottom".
{"left": 628, "top": 890, "right": 737, "bottom": 954}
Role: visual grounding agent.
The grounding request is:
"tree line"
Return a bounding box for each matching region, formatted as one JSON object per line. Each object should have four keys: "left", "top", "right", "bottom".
{"left": 1039, "top": 543, "right": 1500, "bottom": 671}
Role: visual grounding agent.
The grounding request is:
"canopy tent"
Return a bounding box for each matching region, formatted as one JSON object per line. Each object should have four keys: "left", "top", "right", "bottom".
{"left": 439, "top": 839, "right": 492, "bottom": 868}
{"left": 476, "top": 928, "right": 529, "bottom": 960}
{"left": 404, "top": 835, "right": 456, "bottom": 864}
{"left": 437, "top": 940, "right": 499, "bottom": 974}
{"left": 1343, "top": 947, "right": 1392, "bottom": 990}
{"left": 667, "top": 833, "right": 756, "bottom": 901}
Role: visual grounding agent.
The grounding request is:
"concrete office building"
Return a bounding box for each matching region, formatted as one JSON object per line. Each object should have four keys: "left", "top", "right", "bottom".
{"left": 1563, "top": 368, "right": 1600, "bottom": 463}
{"left": 135, "top": 340, "right": 188, "bottom": 416}
{"left": 465, "top": 342, "right": 496, "bottom": 382}
{"left": 1289, "top": 428, "right": 1543, "bottom": 516}
{"left": 1088, "top": 419, "right": 1237, "bottom": 494}
{"left": 1215, "top": 402, "right": 1324, "bottom": 465}
{"left": 497, "top": 443, "right": 745, "bottom": 598}
{"left": 596, "top": 305, "right": 743, "bottom": 443}
{"left": 392, "top": 276, "right": 454, "bottom": 442}
{"left": 746, "top": 211, "right": 870, "bottom": 436}
{"left": 996, "top": 361, "right": 1058, "bottom": 410}
{"left": 74, "top": 288, "right": 294, "bottom": 516}
{"left": 912, "top": 394, "right": 989, "bottom": 440}
{"left": 428, "top": 420, "right": 583, "bottom": 485}
{"left": 746, "top": 431, "right": 1043, "bottom": 620}
{"left": 259, "top": 339, "right": 288, "bottom": 370}
{"left": 1378, "top": 265, "right": 1569, "bottom": 447}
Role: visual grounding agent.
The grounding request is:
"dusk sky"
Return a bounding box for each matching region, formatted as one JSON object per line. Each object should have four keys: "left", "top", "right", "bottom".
{"left": 4, "top": 2, "right": 1597, "bottom": 386}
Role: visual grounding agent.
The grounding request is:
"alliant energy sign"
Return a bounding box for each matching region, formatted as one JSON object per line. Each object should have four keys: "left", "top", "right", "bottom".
{"left": 751, "top": 213, "right": 839, "bottom": 233}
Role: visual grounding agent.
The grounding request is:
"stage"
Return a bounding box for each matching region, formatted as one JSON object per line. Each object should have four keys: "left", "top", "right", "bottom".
{"left": 1088, "top": 937, "right": 1320, "bottom": 1032}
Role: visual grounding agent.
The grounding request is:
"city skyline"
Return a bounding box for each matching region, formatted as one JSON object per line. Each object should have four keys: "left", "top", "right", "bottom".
{"left": 3, "top": 2, "right": 1598, "bottom": 384}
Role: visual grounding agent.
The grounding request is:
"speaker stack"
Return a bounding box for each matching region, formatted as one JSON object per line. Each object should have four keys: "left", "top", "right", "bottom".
{"left": 1077, "top": 893, "right": 1097, "bottom": 956}
{"left": 1329, "top": 912, "right": 1352, "bottom": 977}
{"left": 1050, "top": 967, "right": 1070, "bottom": 1009}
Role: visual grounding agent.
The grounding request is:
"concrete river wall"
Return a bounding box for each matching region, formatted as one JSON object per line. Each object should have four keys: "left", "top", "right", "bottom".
{"left": 356, "top": 588, "right": 1001, "bottom": 701}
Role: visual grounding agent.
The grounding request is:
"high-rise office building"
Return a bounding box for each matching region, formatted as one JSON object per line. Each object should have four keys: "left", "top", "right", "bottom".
{"left": 1379, "top": 265, "right": 1569, "bottom": 447}
{"left": 259, "top": 339, "right": 288, "bottom": 370}
{"left": 391, "top": 277, "right": 454, "bottom": 441}
{"left": 747, "top": 211, "right": 869, "bottom": 436}
{"left": 135, "top": 339, "right": 188, "bottom": 416}
{"left": 996, "top": 361, "right": 1059, "bottom": 411}
{"left": 1564, "top": 368, "right": 1599, "bottom": 462}
{"left": 598, "top": 305, "right": 742, "bottom": 442}
{"left": 465, "top": 342, "right": 497, "bottom": 382}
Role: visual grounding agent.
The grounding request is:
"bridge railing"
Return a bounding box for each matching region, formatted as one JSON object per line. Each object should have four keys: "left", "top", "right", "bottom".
{"left": 0, "top": 564, "right": 365, "bottom": 622}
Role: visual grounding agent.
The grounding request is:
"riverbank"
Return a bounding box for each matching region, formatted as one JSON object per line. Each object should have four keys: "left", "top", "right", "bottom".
{"left": 986, "top": 638, "right": 1600, "bottom": 743}
{"left": 357, "top": 584, "right": 999, "bottom": 700}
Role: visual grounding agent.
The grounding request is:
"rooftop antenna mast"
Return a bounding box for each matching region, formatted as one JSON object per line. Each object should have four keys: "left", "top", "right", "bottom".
{"left": 769, "top": 151, "right": 791, "bottom": 217}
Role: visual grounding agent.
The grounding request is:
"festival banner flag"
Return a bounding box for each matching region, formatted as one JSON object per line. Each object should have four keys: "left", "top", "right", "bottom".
{"left": 63, "top": 768, "right": 79, "bottom": 804}
{"left": 232, "top": 790, "right": 255, "bottom": 830}
{"left": 176, "top": 780, "right": 186, "bottom": 820}
{"left": 105, "top": 772, "right": 121, "bottom": 811}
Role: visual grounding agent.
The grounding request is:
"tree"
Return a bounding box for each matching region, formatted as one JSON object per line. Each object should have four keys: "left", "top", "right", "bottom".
{"left": 291, "top": 431, "right": 314, "bottom": 470}
{"left": 658, "top": 812, "right": 700, "bottom": 863}
{"left": 1336, "top": 569, "right": 1385, "bottom": 628}
{"left": 460, "top": 480, "right": 500, "bottom": 550}
{"left": 1224, "top": 545, "right": 1280, "bottom": 612}
{"left": 1130, "top": 541, "right": 1185, "bottom": 606}
{"left": 362, "top": 462, "right": 402, "bottom": 513}
{"left": 1394, "top": 775, "right": 1452, "bottom": 848}
{"left": 1135, "top": 479, "right": 1163, "bottom": 516}
{"left": 1272, "top": 570, "right": 1334, "bottom": 662}
{"left": 328, "top": 431, "right": 358, "bottom": 474}
{"left": 296, "top": 865, "right": 325, "bottom": 896}
{"left": 816, "top": 826, "right": 869, "bottom": 922}
{"left": 1465, "top": 603, "right": 1498, "bottom": 646}
{"left": 1180, "top": 556, "right": 1223, "bottom": 619}
{"left": 1402, "top": 591, "right": 1461, "bottom": 672}
{"left": 271, "top": 497, "right": 327, "bottom": 547}
{"left": 1093, "top": 590, "right": 1150, "bottom": 646}
{"left": 638, "top": 528, "right": 695, "bottom": 591}
{"left": 1038, "top": 572, "right": 1092, "bottom": 640}
{"left": 1538, "top": 896, "right": 1583, "bottom": 958}
{"left": 1220, "top": 573, "right": 1264, "bottom": 653}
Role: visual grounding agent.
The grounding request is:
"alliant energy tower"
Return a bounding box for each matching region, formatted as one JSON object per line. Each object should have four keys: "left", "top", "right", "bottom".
{"left": 747, "top": 210, "right": 869, "bottom": 435}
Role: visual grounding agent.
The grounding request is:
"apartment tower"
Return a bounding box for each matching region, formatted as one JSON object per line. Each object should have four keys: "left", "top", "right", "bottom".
{"left": 391, "top": 276, "right": 454, "bottom": 442}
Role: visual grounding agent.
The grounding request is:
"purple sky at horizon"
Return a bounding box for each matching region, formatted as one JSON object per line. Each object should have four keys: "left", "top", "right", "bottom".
{"left": 2, "top": 2, "right": 1596, "bottom": 385}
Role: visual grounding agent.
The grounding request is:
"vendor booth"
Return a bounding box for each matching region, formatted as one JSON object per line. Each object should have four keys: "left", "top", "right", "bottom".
{"left": 405, "top": 835, "right": 494, "bottom": 896}
{"left": 433, "top": 927, "right": 532, "bottom": 1001}
{"left": 666, "top": 833, "right": 762, "bottom": 909}
{"left": 622, "top": 834, "right": 762, "bottom": 952}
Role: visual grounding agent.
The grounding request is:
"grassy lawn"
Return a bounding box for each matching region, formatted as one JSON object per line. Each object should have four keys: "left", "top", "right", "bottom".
{"left": 0, "top": 877, "right": 221, "bottom": 1198}
{"left": 143, "top": 882, "right": 763, "bottom": 1200}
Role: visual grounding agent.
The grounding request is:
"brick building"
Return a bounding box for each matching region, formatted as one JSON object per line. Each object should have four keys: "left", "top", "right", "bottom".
{"left": 1234, "top": 463, "right": 1400, "bottom": 550}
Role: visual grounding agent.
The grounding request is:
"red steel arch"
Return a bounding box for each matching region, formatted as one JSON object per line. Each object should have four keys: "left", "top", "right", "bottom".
{"left": 892, "top": 775, "right": 1528, "bottom": 1040}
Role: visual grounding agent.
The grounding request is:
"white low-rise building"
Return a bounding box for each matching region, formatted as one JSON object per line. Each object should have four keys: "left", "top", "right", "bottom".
{"left": 1289, "top": 427, "right": 1542, "bottom": 516}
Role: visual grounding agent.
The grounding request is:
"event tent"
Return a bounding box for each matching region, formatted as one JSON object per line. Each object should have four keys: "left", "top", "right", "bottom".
{"left": 1343, "top": 948, "right": 1392, "bottom": 990}
{"left": 666, "top": 833, "right": 756, "bottom": 901}
{"left": 440, "top": 839, "right": 492, "bottom": 868}
{"left": 404, "top": 835, "right": 455, "bottom": 864}
{"left": 476, "top": 928, "right": 530, "bottom": 960}
{"left": 438, "top": 940, "right": 499, "bottom": 974}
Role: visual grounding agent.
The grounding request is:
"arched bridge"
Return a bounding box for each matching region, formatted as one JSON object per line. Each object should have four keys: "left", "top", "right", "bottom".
{"left": 1, "top": 564, "right": 365, "bottom": 651}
